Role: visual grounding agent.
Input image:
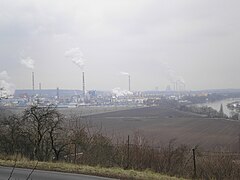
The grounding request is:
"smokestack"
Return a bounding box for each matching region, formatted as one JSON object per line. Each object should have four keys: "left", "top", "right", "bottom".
{"left": 128, "top": 75, "right": 131, "bottom": 91}
{"left": 32, "top": 72, "right": 35, "bottom": 91}
{"left": 39, "top": 83, "right": 41, "bottom": 96}
{"left": 57, "top": 87, "right": 59, "bottom": 100}
{"left": 172, "top": 82, "right": 175, "bottom": 91}
{"left": 82, "top": 71, "right": 85, "bottom": 97}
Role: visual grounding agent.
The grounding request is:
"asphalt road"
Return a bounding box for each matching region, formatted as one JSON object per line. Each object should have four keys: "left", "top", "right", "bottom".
{"left": 0, "top": 166, "right": 117, "bottom": 180}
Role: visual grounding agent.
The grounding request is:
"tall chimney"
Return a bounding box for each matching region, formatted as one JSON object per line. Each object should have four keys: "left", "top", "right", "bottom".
{"left": 57, "top": 87, "right": 59, "bottom": 100}
{"left": 39, "top": 83, "right": 41, "bottom": 96}
{"left": 183, "top": 83, "right": 186, "bottom": 91}
{"left": 32, "top": 72, "right": 35, "bottom": 91}
{"left": 39, "top": 83, "right": 41, "bottom": 91}
{"left": 172, "top": 82, "right": 175, "bottom": 91}
{"left": 128, "top": 75, "right": 131, "bottom": 91}
{"left": 82, "top": 71, "right": 85, "bottom": 97}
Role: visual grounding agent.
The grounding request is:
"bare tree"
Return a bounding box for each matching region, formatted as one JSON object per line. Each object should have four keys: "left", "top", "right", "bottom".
{"left": 48, "top": 113, "right": 69, "bottom": 161}
{"left": 0, "top": 114, "right": 27, "bottom": 155}
{"left": 22, "top": 105, "right": 62, "bottom": 161}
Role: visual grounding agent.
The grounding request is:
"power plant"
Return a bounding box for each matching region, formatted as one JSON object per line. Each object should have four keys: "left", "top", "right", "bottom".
{"left": 3, "top": 69, "right": 190, "bottom": 108}
{"left": 5, "top": 60, "right": 189, "bottom": 108}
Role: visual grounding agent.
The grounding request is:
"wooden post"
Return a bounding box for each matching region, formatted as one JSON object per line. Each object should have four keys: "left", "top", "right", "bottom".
{"left": 127, "top": 135, "right": 130, "bottom": 169}
{"left": 74, "top": 143, "right": 77, "bottom": 164}
{"left": 193, "top": 148, "right": 197, "bottom": 178}
{"left": 238, "top": 134, "right": 240, "bottom": 153}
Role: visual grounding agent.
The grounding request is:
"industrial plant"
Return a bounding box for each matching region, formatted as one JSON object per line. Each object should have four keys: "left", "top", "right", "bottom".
{"left": 0, "top": 69, "right": 191, "bottom": 108}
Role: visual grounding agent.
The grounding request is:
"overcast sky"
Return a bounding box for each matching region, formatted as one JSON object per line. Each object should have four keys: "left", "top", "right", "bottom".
{"left": 1, "top": 0, "right": 240, "bottom": 92}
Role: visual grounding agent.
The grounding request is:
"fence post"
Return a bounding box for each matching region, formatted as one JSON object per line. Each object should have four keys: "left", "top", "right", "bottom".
{"left": 127, "top": 135, "right": 130, "bottom": 169}
{"left": 238, "top": 134, "right": 240, "bottom": 153}
{"left": 192, "top": 148, "right": 197, "bottom": 179}
{"left": 74, "top": 143, "right": 77, "bottom": 164}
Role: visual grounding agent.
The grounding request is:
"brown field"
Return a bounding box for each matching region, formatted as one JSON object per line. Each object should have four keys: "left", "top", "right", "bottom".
{"left": 5, "top": 105, "right": 240, "bottom": 151}
{"left": 59, "top": 106, "right": 138, "bottom": 116}
{"left": 81, "top": 105, "right": 240, "bottom": 151}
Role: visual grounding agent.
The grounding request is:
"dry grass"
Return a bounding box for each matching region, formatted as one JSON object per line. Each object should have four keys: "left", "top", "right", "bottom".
{"left": 0, "top": 158, "right": 186, "bottom": 180}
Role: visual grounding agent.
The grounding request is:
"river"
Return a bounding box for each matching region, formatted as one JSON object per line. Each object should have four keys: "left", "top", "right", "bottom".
{"left": 196, "top": 98, "right": 240, "bottom": 117}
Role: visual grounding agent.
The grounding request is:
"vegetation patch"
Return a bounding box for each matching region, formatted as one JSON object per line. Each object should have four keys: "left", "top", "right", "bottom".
{"left": 2, "top": 105, "right": 240, "bottom": 179}
{"left": 0, "top": 159, "right": 185, "bottom": 180}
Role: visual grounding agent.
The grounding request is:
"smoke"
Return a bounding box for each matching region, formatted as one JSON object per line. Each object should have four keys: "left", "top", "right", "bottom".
{"left": 121, "top": 72, "right": 130, "bottom": 76}
{"left": 158, "top": 62, "right": 186, "bottom": 91}
{"left": 0, "top": 71, "right": 10, "bottom": 80}
{"left": 112, "top": 87, "right": 133, "bottom": 97}
{"left": 20, "top": 57, "right": 35, "bottom": 69}
{"left": 160, "top": 62, "right": 185, "bottom": 85}
{"left": 65, "top": 48, "right": 86, "bottom": 70}
{"left": 0, "top": 71, "right": 15, "bottom": 97}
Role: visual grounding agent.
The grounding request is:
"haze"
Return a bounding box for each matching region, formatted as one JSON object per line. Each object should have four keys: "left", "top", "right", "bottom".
{"left": 1, "top": 0, "right": 240, "bottom": 92}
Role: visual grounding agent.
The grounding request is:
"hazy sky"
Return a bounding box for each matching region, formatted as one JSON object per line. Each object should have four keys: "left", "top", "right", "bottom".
{"left": 1, "top": 0, "right": 240, "bottom": 92}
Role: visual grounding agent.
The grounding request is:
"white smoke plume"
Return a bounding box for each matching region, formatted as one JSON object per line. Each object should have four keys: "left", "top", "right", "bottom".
{"left": 20, "top": 57, "right": 35, "bottom": 69}
{"left": 121, "top": 72, "right": 130, "bottom": 76}
{"left": 160, "top": 62, "right": 185, "bottom": 84}
{"left": 0, "top": 71, "right": 10, "bottom": 80}
{"left": 65, "top": 48, "right": 86, "bottom": 70}
{"left": 0, "top": 71, "right": 15, "bottom": 97}
{"left": 112, "top": 87, "right": 133, "bottom": 97}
